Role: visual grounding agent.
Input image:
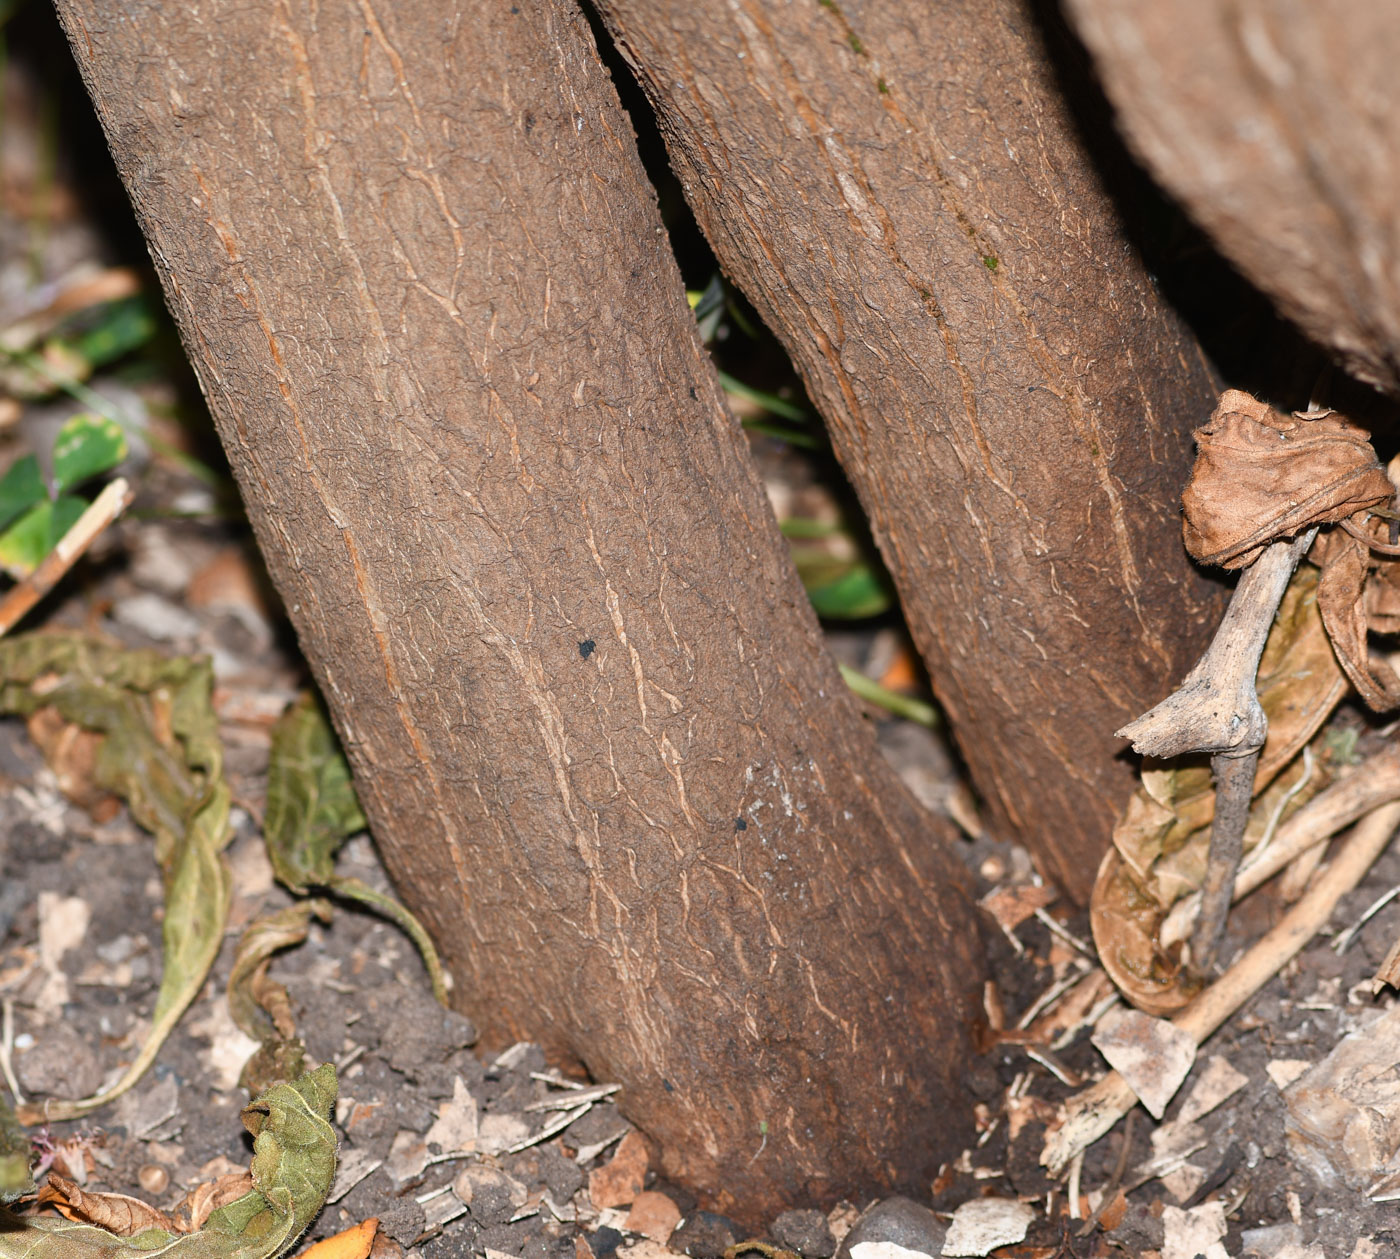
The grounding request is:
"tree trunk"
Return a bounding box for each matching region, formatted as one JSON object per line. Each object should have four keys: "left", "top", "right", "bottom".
{"left": 592, "top": 0, "right": 1229, "bottom": 900}
{"left": 1064, "top": 1, "right": 1400, "bottom": 398}
{"left": 53, "top": 0, "right": 990, "bottom": 1216}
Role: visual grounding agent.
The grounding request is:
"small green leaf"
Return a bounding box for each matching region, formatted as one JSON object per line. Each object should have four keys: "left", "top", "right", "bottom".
{"left": 63, "top": 295, "right": 159, "bottom": 369}
{"left": 51, "top": 412, "right": 127, "bottom": 495}
{"left": 804, "top": 563, "right": 893, "bottom": 620}
{"left": 264, "top": 693, "right": 448, "bottom": 1004}
{"left": 264, "top": 694, "right": 367, "bottom": 894}
{"left": 0, "top": 495, "right": 90, "bottom": 577}
{"left": 0, "top": 456, "right": 45, "bottom": 533}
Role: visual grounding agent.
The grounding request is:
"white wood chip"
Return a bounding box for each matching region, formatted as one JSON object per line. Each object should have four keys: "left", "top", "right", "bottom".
{"left": 941, "top": 1199, "right": 1034, "bottom": 1257}
{"left": 1267, "top": 1058, "right": 1313, "bottom": 1090}
{"left": 1091, "top": 1007, "right": 1196, "bottom": 1119}
{"left": 851, "top": 1242, "right": 935, "bottom": 1259}
{"left": 525, "top": 1083, "right": 620, "bottom": 1111}
{"left": 1162, "top": 1202, "right": 1229, "bottom": 1259}
{"left": 1177, "top": 1054, "right": 1249, "bottom": 1124}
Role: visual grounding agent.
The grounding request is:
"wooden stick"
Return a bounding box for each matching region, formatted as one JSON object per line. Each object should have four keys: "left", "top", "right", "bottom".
{"left": 1160, "top": 741, "right": 1400, "bottom": 947}
{"left": 1044, "top": 799, "right": 1400, "bottom": 1174}
{"left": 0, "top": 478, "right": 132, "bottom": 638}
{"left": 1117, "top": 532, "right": 1315, "bottom": 973}
{"left": 1117, "top": 534, "right": 1312, "bottom": 760}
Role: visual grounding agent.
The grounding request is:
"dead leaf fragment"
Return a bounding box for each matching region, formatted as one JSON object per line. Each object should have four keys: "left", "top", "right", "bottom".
{"left": 1161, "top": 1201, "right": 1229, "bottom": 1259}
{"left": 423, "top": 1077, "right": 479, "bottom": 1155}
{"left": 1314, "top": 529, "right": 1400, "bottom": 710}
{"left": 1182, "top": 391, "right": 1394, "bottom": 569}
{"left": 1091, "top": 1008, "right": 1196, "bottom": 1119}
{"left": 297, "top": 1218, "right": 379, "bottom": 1259}
{"left": 588, "top": 1130, "right": 648, "bottom": 1209}
{"left": 1176, "top": 1054, "right": 1248, "bottom": 1125}
{"left": 940, "top": 1198, "right": 1034, "bottom": 1257}
{"left": 623, "top": 1190, "right": 680, "bottom": 1244}
{"left": 38, "top": 1173, "right": 177, "bottom": 1236}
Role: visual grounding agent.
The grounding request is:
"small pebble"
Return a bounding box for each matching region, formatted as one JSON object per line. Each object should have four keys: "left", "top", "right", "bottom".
{"left": 137, "top": 1164, "right": 169, "bottom": 1195}
{"left": 773, "top": 1209, "right": 836, "bottom": 1258}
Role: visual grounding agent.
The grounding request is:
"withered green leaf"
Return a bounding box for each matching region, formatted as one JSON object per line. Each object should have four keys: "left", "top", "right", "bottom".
{"left": 0, "top": 1096, "right": 32, "bottom": 1205}
{"left": 264, "top": 694, "right": 447, "bottom": 1004}
{"left": 0, "top": 1066, "right": 337, "bottom": 1259}
{"left": 228, "top": 901, "right": 332, "bottom": 1094}
{"left": 263, "top": 693, "right": 364, "bottom": 895}
{"left": 0, "top": 631, "right": 232, "bottom": 1121}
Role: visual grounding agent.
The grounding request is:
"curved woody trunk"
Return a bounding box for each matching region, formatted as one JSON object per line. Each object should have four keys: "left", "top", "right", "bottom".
{"left": 52, "top": 0, "right": 989, "bottom": 1216}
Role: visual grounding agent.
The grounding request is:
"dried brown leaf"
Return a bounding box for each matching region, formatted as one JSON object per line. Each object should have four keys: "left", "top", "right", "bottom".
{"left": 38, "top": 1173, "right": 178, "bottom": 1236}
{"left": 1182, "top": 390, "right": 1393, "bottom": 570}
{"left": 1315, "top": 529, "right": 1400, "bottom": 711}
{"left": 172, "top": 1172, "right": 254, "bottom": 1234}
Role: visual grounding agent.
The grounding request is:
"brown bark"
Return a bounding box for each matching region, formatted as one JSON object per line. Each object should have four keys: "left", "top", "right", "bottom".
{"left": 1065, "top": 0, "right": 1400, "bottom": 398}
{"left": 591, "top": 0, "right": 1228, "bottom": 900}
{"left": 52, "top": 0, "right": 990, "bottom": 1217}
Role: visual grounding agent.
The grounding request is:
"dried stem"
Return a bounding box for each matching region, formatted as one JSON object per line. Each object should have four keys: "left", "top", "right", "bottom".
{"left": 1118, "top": 531, "right": 1315, "bottom": 974}
{"left": 1194, "top": 749, "right": 1258, "bottom": 972}
{"left": 1118, "top": 533, "right": 1314, "bottom": 759}
{"left": 0, "top": 478, "right": 133, "bottom": 638}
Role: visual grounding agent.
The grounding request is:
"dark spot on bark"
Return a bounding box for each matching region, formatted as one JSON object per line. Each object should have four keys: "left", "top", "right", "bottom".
{"left": 689, "top": 387, "right": 697, "bottom": 400}
{"left": 578, "top": 639, "right": 596, "bottom": 659}
{"left": 734, "top": 816, "right": 747, "bottom": 831}
{"left": 523, "top": 111, "right": 535, "bottom": 134}
{"left": 662, "top": 1078, "right": 674, "bottom": 1092}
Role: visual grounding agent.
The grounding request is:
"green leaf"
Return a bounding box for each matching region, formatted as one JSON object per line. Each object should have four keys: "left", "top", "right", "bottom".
{"left": 264, "top": 693, "right": 366, "bottom": 894}
{"left": 804, "top": 564, "right": 893, "bottom": 620}
{"left": 52, "top": 412, "right": 128, "bottom": 495}
{"left": 0, "top": 455, "right": 45, "bottom": 533}
{"left": 63, "top": 296, "right": 159, "bottom": 369}
{"left": 0, "top": 1066, "right": 338, "bottom": 1259}
{"left": 0, "top": 495, "right": 93, "bottom": 577}
{"left": 264, "top": 693, "right": 447, "bottom": 1004}
{"left": 0, "top": 632, "right": 233, "bottom": 1122}
{"left": 0, "top": 1097, "right": 31, "bottom": 1206}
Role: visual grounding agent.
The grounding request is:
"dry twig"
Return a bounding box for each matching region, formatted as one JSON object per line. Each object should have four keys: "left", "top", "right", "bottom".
{"left": 1118, "top": 531, "right": 1316, "bottom": 972}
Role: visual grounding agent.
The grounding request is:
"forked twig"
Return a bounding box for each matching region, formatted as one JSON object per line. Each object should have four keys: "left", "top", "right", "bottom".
{"left": 1117, "top": 531, "right": 1316, "bottom": 971}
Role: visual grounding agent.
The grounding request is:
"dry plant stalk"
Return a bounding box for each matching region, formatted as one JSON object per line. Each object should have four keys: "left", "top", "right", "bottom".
{"left": 1119, "top": 532, "right": 1315, "bottom": 971}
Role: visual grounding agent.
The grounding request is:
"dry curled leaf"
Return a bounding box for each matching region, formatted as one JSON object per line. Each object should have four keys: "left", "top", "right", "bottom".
{"left": 39, "top": 1173, "right": 179, "bottom": 1236}
{"left": 1181, "top": 390, "right": 1394, "bottom": 570}
{"left": 1313, "top": 527, "right": 1400, "bottom": 711}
